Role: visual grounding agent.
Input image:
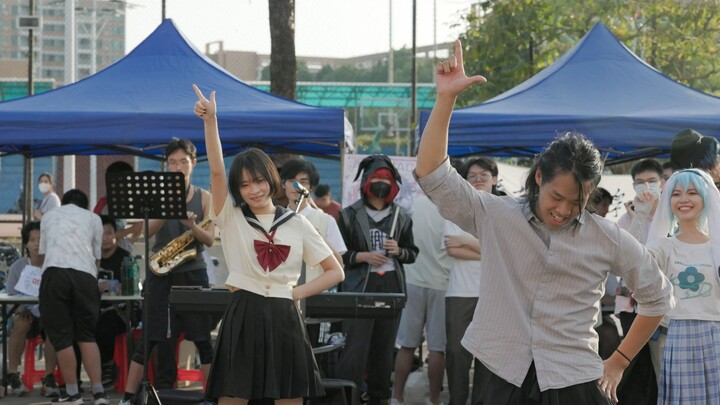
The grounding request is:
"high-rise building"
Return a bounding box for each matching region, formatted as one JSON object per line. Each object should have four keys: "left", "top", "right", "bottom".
{"left": 0, "top": 0, "right": 125, "bottom": 85}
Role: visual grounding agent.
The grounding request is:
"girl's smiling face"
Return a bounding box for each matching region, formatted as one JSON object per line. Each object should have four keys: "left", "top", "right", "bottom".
{"left": 239, "top": 169, "right": 274, "bottom": 214}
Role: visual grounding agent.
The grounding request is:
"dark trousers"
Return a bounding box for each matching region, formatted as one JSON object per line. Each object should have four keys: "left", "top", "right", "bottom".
{"left": 96, "top": 309, "right": 127, "bottom": 365}
{"left": 336, "top": 272, "right": 401, "bottom": 401}
{"left": 336, "top": 316, "right": 399, "bottom": 401}
{"left": 446, "top": 296, "right": 478, "bottom": 405}
{"left": 155, "top": 337, "right": 177, "bottom": 389}
{"left": 472, "top": 361, "right": 613, "bottom": 405}
{"left": 616, "top": 312, "right": 657, "bottom": 405}
{"left": 595, "top": 314, "right": 621, "bottom": 361}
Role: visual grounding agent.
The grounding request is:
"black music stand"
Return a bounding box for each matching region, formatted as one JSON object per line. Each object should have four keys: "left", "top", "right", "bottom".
{"left": 106, "top": 171, "right": 188, "bottom": 405}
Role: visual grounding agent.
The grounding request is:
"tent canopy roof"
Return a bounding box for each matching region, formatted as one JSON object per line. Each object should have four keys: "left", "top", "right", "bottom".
{"left": 419, "top": 23, "right": 720, "bottom": 164}
{"left": 0, "top": 19, "right": 345, "bottom": 159}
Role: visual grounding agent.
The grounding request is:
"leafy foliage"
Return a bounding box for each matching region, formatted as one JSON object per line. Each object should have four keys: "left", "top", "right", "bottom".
{"left": 458, "top": 0, "right": 720, "bottom": 106}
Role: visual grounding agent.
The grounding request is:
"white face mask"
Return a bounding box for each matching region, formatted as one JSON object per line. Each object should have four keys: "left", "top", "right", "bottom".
{"left": 648, "top": 182, "right": 661, "bottom": 197}
{"left": 634, "top": 182, "right": 661, "bottom": 197}
{"left": 38, "top": 183, "right": 51, "bottom": 194}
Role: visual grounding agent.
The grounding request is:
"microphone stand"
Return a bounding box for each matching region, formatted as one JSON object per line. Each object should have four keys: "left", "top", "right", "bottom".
{"left": 292, "top": 181, "right": 309, "bottom": 214}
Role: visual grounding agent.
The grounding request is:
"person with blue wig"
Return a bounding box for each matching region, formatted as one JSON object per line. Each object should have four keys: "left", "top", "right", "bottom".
{"left": 646, "top": 169, "right": 720, "bottom": 404}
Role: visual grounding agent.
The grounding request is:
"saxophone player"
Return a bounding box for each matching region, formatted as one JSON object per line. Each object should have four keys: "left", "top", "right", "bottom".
{"left": 119, "top": 138, "right": 216, "bottom": 405}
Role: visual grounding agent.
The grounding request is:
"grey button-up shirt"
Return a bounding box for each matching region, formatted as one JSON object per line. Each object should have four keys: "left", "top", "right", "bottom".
{"left": 416, "top": 159, "right": 674, "bottom": 390}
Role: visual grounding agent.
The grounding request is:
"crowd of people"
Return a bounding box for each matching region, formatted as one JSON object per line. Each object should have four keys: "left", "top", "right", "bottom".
{"left": 2, "top": 40, "right": 719, "bottom": 405}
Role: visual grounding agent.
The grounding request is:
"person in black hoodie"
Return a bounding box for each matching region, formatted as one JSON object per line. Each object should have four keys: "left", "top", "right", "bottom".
{"left": 335, "top": 155, "right": 418, "bottom": 405}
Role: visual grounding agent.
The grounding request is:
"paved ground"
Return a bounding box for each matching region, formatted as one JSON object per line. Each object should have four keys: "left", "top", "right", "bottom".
{"left": 0, "top": 386, "right": 125, "bottom": 404}
{"left": 0, "top": 379, "right": 205, "bottom": 405}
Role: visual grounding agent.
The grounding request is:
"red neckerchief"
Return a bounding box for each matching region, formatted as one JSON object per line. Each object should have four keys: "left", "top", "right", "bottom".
{"left": 242, "top": 204, "right": 295, "bottom": 272}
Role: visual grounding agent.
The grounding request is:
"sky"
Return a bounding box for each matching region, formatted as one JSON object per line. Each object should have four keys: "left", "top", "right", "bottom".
{"left": 125, "top": 0, "right": 475, "bottom": 58}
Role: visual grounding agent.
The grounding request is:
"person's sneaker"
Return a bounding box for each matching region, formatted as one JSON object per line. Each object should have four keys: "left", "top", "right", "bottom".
{"left": 51, "top": 392, "right": 84, "bottom": 404}
{"left": 118, "top": 399, "right": 133, "bottom": 405}
{"left": 390, "top": 398, "right": 406, "bottom": 405}
{"left": 6, "top": 372, "right": 29, "bottom": 396}
{"left": 93, "top": 392, "right": 110, "bottom": 405}
{"left": 42, "top": 373, "right": 61, "bottom": 397}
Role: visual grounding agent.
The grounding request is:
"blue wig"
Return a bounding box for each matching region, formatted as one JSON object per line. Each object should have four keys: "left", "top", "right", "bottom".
{"left": 663, "top": 169, "right": 710, "bottom": 234}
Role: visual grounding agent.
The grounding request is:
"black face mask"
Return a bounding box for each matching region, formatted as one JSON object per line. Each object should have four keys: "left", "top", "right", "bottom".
{"left": 369, "top": 182, "right": 391, "bottom": 199}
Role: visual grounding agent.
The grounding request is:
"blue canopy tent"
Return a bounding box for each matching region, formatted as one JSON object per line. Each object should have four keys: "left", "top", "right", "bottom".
{"left": 0, "top": 19, "right": 346, "bottom": 160}
{"left": 418, "top": 22, "right": 720, "bottom": 164}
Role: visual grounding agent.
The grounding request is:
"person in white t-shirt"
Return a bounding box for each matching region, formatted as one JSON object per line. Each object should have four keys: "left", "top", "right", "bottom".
{"left": 280, "top": 159, "right": 347, "bottom": 283}
{"left": 391, "top": 194, "right": 452, "bottom": 405}
{"left": 442, "top": 157, "right": 498, "bottom": 405}
{"left": 614, "top": 158, "right": 665, "bottom": 403}
{"left": 646, "top": 169, "right": 720, "bottom": 403}
{"left": 281, "top": 158, "right": 347, "bottom": 346}
{"left": 39, "top": 189, "right": 107, "bottom": 405}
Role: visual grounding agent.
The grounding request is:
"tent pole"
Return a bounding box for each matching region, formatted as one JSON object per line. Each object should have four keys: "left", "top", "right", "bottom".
{"left": 23, "top": 154, "right": 33, "bottom": 225}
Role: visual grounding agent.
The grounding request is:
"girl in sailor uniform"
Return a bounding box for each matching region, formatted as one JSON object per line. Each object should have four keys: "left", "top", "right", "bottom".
{"left": 193, "top": 84, "right": 345, "bottom": 405}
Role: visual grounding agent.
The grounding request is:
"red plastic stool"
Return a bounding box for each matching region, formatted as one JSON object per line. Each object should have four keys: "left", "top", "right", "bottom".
{"left": 175, "top": 333, "right": 205, "bottom": 388}
{"left": 22, "top": 336, "right": 63, "bottom": 391}
{"left": 113, "top": 329, "right": 155, "bottom": 394}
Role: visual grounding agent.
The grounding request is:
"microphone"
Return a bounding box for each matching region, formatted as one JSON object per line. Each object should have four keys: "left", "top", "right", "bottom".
{"left": 293, "top": 181, "right": 310, "bottom": 197}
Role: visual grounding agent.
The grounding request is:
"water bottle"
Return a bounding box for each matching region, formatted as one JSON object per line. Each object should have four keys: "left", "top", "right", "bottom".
{"left": 120, "top": 256, "right": 132, "bottom": 296}
{"left": 130, "top": 257, "right": 140, "bottom": 295}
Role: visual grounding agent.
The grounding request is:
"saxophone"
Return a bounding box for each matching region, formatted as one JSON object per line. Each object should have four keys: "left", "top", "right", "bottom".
{"left": 149, "top": 218, "right": 212, "bottom": 276}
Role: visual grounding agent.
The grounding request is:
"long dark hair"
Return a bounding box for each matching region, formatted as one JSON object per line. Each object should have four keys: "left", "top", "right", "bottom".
{"left": 524, "top": 132, "right": 603, "bottom": 218}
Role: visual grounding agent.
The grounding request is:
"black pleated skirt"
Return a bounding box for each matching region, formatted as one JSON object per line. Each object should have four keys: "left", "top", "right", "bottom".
{"left": 205, "top": 289, "right": 325, "bottom": 401}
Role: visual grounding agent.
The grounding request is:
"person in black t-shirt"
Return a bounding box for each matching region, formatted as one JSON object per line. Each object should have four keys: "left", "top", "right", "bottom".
{"left": 96, "top": 215, "right": 132, "bottom": 386}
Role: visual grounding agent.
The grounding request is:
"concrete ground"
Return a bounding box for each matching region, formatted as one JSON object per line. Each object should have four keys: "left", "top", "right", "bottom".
{"left": 0, "top": 371, "right": 205, "bottom": 405}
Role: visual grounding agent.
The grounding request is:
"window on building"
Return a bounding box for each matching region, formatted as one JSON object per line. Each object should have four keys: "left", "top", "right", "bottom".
{"left": 45, "top": 24, "right": 63, "bottom": 33}
{"left": 12, "top": 5, "right": 30, "bottom": 15}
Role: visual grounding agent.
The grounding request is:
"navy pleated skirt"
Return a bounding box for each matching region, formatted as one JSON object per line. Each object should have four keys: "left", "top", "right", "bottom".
{"left": 205, "top": 289, "right": 325, "bottom": 402}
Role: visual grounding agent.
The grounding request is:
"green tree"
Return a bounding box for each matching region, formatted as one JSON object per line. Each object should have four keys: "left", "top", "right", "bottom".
{"left": 458, "top": 0, "right": 720, "bottom": 106}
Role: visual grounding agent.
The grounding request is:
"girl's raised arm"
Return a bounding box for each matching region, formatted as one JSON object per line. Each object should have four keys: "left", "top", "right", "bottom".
{"left": 193, "top": 84, "right": 227, "bottom": 214}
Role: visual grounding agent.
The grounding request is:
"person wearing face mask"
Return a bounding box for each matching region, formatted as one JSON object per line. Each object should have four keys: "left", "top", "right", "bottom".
{"left": 335, "top": 154, "right": 419, "bottom": 405}
{"left": 613, "top": 158, "right": 665, "bottom": 405}
{"left": 620, "top": 159, "right": 665, "bottom": 243}
{"left": 34, "top": 172, "right": 61, "bottom": 220}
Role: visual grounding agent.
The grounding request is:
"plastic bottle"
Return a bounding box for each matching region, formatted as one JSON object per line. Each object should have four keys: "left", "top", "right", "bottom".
{"left": 129, "top": 257, "right": 140, "bottom": 295}
{"left": 121, "top": 256, "right": 132, "bottom": 296}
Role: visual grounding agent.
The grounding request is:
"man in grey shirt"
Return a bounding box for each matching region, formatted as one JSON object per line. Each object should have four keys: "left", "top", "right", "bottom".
{"left": 414, "top": 40, "right": 675, "bottom": 405}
